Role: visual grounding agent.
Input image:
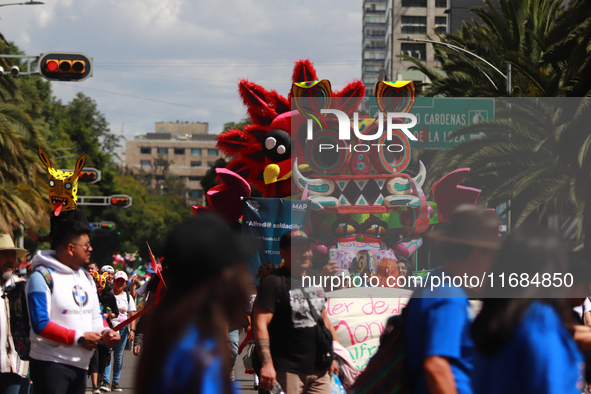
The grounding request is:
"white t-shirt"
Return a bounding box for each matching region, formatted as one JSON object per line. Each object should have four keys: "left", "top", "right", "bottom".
{"left": 111, "top": 291, "right": 137, "bottom": 327}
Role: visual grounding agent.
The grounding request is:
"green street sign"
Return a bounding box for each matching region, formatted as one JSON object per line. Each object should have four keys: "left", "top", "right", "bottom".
{"left": 368, "top": 97, "right": 495, "bottom": 150}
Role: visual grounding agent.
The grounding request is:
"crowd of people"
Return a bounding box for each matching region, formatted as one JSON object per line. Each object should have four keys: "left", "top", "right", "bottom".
{"left": 0, "top": 204, "right": 590, "bottom": 394}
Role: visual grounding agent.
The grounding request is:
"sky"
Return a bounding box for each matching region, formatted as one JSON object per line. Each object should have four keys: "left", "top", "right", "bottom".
{"left": 1, "top": 0, "right": 363, "bottom": 143}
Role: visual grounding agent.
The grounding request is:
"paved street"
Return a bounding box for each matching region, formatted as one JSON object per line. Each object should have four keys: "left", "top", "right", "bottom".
{"left": 85, "top": 332, "right": 256, "bottom": 393}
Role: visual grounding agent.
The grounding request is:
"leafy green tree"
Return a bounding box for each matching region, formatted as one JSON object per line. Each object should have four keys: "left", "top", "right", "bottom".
{"left": 222, "top": 117, "right": 251, "bottom": 133}
{"left": 0, "top": 36, "right": 50, "bottom": 234}
{"left": 92, "top": 174, "right": 192, "bottom": 264}
{"left": 130, "top": 155, "right": 188, "bottom": 201}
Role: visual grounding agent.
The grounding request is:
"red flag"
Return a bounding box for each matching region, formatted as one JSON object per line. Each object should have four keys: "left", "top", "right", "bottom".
{"left": 146, "top": 241, "right": 166, "bottom": 290}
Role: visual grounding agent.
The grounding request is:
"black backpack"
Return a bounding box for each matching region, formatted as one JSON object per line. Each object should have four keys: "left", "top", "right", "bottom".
{"left": 4, "top": 266, "right": 54, "bottom": 361}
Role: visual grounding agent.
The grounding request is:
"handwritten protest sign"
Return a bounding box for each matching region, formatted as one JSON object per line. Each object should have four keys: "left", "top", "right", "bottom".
{"left": 326, "top": 287, "right": 412, "bottom": 371}
{"left": 326, "top": 287, "right": 481, "bottom": 371}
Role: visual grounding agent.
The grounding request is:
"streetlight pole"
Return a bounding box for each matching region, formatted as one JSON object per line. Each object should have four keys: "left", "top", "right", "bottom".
{"left": 0, "top": 1, "right": 43, "bottom": 6}
{"left": 398, "top": 37, "right": 510, "bottom": 93}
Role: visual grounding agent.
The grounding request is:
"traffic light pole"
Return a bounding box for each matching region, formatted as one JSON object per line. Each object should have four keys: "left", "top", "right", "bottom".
{"left": 0, "top": 52, "right": 93, "bottom": 81}
{"left": 0, "top": 54, "right": 39, "bottom": 76}
{"left": 77, "top": 196, "right": 111, "bottom": 206}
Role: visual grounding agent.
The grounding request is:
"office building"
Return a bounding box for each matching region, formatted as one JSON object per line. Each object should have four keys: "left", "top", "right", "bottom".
{"left": 447, "top": 0, "right": 500, "bottom": 33}
{"left": 126, "top": 122, "right": 221, "bottom": 203}
{"left": 362, "top": 0, "right": 388, "bottom": 96}
{"left": 382, "top": 0, "right": 447, "bottom": 86}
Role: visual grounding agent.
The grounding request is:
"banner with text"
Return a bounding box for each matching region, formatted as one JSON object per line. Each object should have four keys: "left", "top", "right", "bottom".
{"left": 242, "top": 197, "right": 310, "bottom": 274}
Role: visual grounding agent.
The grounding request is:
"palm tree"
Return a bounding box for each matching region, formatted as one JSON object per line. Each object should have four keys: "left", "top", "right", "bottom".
{"left": 0, "top": 34, "right": 50, "bottom": 234}
{"left": 402, "top": 0, "right": 591, "bottom": 240}
{"left": 425, "top": 98, "right": 591, "bottom": 239}
{"left": 542, "top": 0, "right": 591, "bottom": 97}
{"left": 402, "top": 0, "right": 569, "bottom": 97}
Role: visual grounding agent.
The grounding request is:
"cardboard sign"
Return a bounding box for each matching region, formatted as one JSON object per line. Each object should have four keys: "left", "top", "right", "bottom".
{"left": 326, "top": 287, "right": 412, "bottom": 370}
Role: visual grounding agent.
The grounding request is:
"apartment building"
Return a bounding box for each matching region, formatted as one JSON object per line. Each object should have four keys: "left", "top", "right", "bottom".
{"left": 362, "top": 0, "right": 388, "bottom": 96}
{"left": 126, "top": 122, "right": 221, "bottom": 202}
{"left": 383, "top": 0, "right": 447, "bottom": 85}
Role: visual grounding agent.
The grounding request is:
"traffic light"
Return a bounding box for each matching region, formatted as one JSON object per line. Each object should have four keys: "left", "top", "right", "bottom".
{"left": 58, "top": 167, "right": 101, "bottom": 183}
{"left": 78, "top": 168, "right": 101, "bottom": 183}
{"left": 38, "top": 52, "right": 93, "bottom": 82}
{"left": 109, "top": 195, "right": 132, "bottom": 208}
{"left": 100, "top": 222, "right": 116, "bottom": 230}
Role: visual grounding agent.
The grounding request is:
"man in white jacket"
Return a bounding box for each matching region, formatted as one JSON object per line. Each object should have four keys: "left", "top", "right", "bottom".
{"left": 26, "top": 221, "right": 120, "bottom": 394}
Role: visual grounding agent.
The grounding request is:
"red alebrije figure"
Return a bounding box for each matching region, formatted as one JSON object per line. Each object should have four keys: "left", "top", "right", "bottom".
{"left": 216, "top": 60, "right": 364, "bottom": 198}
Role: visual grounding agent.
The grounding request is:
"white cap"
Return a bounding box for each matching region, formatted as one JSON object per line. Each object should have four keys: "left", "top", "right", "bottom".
{"left": 114, "top": 271, "right": 128, "bottom": 281}
{"left": 101, "top": 265, "right": 115, "bottom": 273}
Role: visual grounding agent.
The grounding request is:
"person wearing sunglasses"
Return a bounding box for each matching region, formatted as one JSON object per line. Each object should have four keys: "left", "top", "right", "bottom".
{"left": 27, "top": 220, "right": 120, "bottom": 394}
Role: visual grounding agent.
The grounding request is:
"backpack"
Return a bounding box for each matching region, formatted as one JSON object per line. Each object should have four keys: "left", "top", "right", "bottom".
{"left": 349, "top": 309, "right": 411, "bottom": 394}
{"left": 5, "top": 266, "right": 53, "bottom": 361}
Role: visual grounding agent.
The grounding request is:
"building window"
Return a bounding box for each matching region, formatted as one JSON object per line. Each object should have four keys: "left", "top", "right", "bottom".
{"left": 207, "top": 149, "right": 219, "bottom": 156}
{"left": 365, "top": 39, "right": 386, "bottom": 49}
{"left": 436, "top": 0, "right": 447, "bottom": 7}
{"left": 363, "top": 76, "right": 379, "bottom": 84}
{"left": 188, "top": 176, "right": 202, "bottom": 181}
{"left": 365, "top": 15, "right": 386, "bottom": 24}
{"left": 191, "top": 148, "right": 201, "bottom": 156}
{"left": 190, "top": 161, "right": 202, "bottom": 167}
{"left": 140, "top": 147, "right": 151, "bottom": 154}
{"left": 365, "top": 28, "right": 386, "bottom": 37}
{"left": 207, "top": 161, "right": 216, "bottom": 167}
{"left": 157, "top": 147, "right": 168, "bottom": 155}
{"left": 435, "top": 16, "right": 447, "bottom": 34}
{"left": 174, "top": 148, "right": 185, "bottom": 155}
{"left": 401, "top": 16, "right": 427, "bottom": 34}
{"left": 401, "top": 43, "right": 426, "bottom": 60}
{"left": 365, "top": 3, "right": 386, "bottom": 12}
{"left": 140, "top": 160, "right": 151, "bottom": 168}
{"left": 364, "top": 51, "right": 386, "bottom": 60}
{"left": 189, "top": 190, "right": 203, "bottom": 198}
{"left": 402, "top": 0, "right": 427, "bottom": 6}
{"left": 365, "top": 65, "right": 382, "bottom": 72}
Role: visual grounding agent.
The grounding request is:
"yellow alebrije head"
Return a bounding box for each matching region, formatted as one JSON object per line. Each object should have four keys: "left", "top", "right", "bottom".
{"left": 38, "top": 148, "right": 86, "bottom": 214}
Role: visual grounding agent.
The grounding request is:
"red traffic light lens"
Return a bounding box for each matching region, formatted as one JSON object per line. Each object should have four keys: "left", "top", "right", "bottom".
{"left": 46, "top": 60, "right": 59, "bottom": 72}
{"left": 110, "top": 195, "right": 131, "bottom": 207}
{"left": 79, "top": 171, "right": 97, "bottom": 182}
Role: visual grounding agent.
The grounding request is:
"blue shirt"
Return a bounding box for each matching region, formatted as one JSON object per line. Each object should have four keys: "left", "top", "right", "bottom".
{"left": 405, "top": 271, "right": 475, "bottom": 394}
{"left": 151, "top": 324, "right": 237, "bottom": 394}
{"left": 473, "top": 301, "right": 583, "bottom": 394}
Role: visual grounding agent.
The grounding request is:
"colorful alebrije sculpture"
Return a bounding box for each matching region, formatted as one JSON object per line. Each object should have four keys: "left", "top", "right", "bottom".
{"left": 216, "top": 60, "right": 364, "bottom": 198}
{"left": 291, "top": 79, "right": 426, "bottom": 215}
{"left": 38, "top": 148, "right": 86, "bottom": 216}
{"left": 217, "top": 60, "right": 482, "bottom": 277}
